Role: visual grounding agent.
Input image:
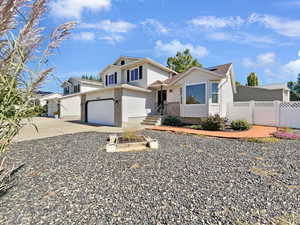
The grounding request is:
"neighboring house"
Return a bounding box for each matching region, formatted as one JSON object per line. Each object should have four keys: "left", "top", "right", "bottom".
{"left": 40, "top": 93, "right": 62, "bottom": 117}
{"left": 59, "top": 56, "right": 236, "bottom": 127}
{"left": 234, "top": 83, "right": 290, "bottom": 102}
{"left": 33, "top": 91, "right": 53, "bottom": 106}
{"left": 59, "top": 77, "right": 104, "bottom": 119}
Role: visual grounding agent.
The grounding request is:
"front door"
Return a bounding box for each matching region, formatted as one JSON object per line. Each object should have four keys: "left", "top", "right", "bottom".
{"left": 157, "top": 90, "right": 167, "bottom": 106}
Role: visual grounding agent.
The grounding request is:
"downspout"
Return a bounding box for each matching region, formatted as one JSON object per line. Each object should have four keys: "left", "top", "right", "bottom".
{"left": 160, "top": 85, "right": 164, "bottom": 115}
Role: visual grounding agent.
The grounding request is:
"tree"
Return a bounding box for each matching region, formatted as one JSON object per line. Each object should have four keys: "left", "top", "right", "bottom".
{"left": 0, "top": 0, "right": 75, "bottom": 193}
{"left": 247, "top": 72, "right": 259, "bottom": 86}
{"left": 81, "top": 75, "right": 102, "bottom": 82}
{"left": 287, "top": 73, "right": 300, "bottom": 101}
{"left": 235, "top": 81, "right": 241, "bottom": 86}
{"left": 167, "top": 49, "right": 202, "bottom": 73}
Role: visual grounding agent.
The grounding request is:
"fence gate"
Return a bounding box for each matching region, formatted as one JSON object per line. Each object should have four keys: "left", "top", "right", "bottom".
{"left": 279, "top": 102, "right": 300, "bottom": 129}
{"left": 253, "top": 102, "right": 278, "bottom": 127}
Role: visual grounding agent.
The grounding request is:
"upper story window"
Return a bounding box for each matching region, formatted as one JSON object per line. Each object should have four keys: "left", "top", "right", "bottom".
{"left": 186, "top": 83, "right": 206, "bottom": 105}
{"left": 105, "top": 72, "right": 117, "bottom": 86}
{"left": 64, "top": 86, "right": 70, "bottom": 95}
{"left": 211, "top": 82, "right": 219, "bottom": 104}
{"left": 120, "top": 60, "right": 125, "bottom": 65}
{"left": 131, "top": 68, "right": 139, "bottom": 81}
{"left": 74, "top": 84, "right": 80, "bottom": 93}
{"left": 127, "top": 66, "right": 143, "bottom": 83}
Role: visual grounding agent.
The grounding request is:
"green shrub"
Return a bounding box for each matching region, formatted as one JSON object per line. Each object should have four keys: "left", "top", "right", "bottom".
{"left": 201, "top": 115, "right": 226, "bottom": 131}
{"left": 231, "top": 120, "right": 251, "bottom": 131}
{"left": 190, "top": 125, "right": 202, "bottom": 130}
{"left": 162, "top": 116, "right": 182, "bottom": 126}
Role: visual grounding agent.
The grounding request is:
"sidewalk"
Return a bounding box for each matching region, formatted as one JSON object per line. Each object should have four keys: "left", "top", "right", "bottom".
{"left": 148, "top": 125, "right": 277, "bottom": 139}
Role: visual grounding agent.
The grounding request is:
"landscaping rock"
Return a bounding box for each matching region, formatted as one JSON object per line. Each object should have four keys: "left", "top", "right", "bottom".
{"left": 0, "top": 131, "right": 299, "bottom": 224}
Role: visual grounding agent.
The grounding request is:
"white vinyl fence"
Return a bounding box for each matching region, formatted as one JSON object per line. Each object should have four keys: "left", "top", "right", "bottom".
{"left": 227, "top": 101, "right": 300, "bottom": 129}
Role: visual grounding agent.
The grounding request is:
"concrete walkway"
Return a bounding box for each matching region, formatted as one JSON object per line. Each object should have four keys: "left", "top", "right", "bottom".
{"left": 14, "top": 117, "right": 124, "bottom": 142}
{"left": 148, "top": 125, "right": 277, "bottom": 139}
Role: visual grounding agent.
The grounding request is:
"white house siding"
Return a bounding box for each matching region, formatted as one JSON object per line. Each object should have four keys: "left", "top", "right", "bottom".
{"left": 85, "top": 89, "right": 114, "bottom": 101}
{"left": 146, "top": 63, "right": 170, "bottom": 87}
{"left": 47, "top": 99, "right": 59, "bottom": 117}
{"left": 81, "top": 84, "right": 102, "bottom": 93}
{"left": 219, "top": 72, "right": 233, "bottom": 117}
{"left": 167, "top": 87, "right": 181, "bottom": 103}
{"left": 122, "top": 89, "right": 148, "bottom": 127}
{"left": 60, "top": 95, "right": 81, "bottom": 119}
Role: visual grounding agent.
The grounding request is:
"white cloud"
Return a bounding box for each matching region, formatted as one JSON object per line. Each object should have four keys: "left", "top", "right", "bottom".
{"left": 242, "top": 52, "right": 276, "bottom": 68}
{"left": 81, "top": 20, "right": 136, "bottom": 33}
{"left": 73, "top": 32, "right": 95, "bottom": 41}
{"left": 242, "top": 58, "right": 255, "bottom": 68}
{"left": 248, "top": 13, "right": 300, "bottom": 37}
{"left": 257, "top": 52, "right": 276, "bottom": 65}
{"left": 141, "top": 19, "right": 169, "bottom": 34}
{"left": 49, "top": 0, "right": 111, "bottom": 19}
{"left": 155, "top": 40, "right": 208, "bottom": 58}
{"left": 188, "top": 16, "right": 244, "bottom": 29}
{"left": 99, "top": 34, "right": 123, "bottom": 45}
{"left": 283, "top": 58, "right": 300, "bottom": 75}
{"left": 208, "top": 31, "right": 276, "bottom": 44}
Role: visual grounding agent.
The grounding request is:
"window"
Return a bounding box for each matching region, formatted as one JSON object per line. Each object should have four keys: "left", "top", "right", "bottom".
{"left": 180, "top": 87, "right": 182, "bottom": 104}
{"left": 186, "top": 83, "right": 206, "bottom": 104}
{"left": 74, "top": 84, "right": 80, "bottom": 93}
{"left": 211, "top": 82, "right": 219, "bottom": 104}
{"left": 130, "top": 68, "right": 139, "bottom": 81}
{"left": 64, "top": 86, "right": 69, "bottom": 95}
{"left": 107, "top": 73, "right": 117, "bottom": 85}
{"left": 120, "top": 60, "right": 125, "bottom": 65}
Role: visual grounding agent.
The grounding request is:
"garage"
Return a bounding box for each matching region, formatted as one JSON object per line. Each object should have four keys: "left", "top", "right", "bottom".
{"left": 86, "top": 99, "right": 115, "bottom": 126}
{"left": 60, "top": 95, "right": 81, "bottom": 119}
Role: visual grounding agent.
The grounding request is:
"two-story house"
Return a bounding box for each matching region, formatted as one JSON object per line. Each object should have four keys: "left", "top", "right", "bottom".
{"left": 60, "top": 56, "right": 236, "bottom": 127}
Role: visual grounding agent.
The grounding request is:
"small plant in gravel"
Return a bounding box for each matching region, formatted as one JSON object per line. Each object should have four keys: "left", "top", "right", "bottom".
{"left": 231, "top": 120, "right": 251, "bottom": 131}
{"left": 247, "top": 137, "right": 279, "bottom": 143}
{"left": 272, "top": 131, "right": 300, "bottom": 140}
{"left": 200, "top": 115, "right": 226, "bottom": 131}
{"left": 190, "top": 124, "right": 202, "bottom": 130}
{"left": 162, "top": 116, "right": 182, "bottom": 126}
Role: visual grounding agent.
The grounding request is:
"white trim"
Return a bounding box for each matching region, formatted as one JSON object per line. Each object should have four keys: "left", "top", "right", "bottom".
{"left": 184, "top": 82, "right": 207, "bottom": 105}
{"left": 210, "top": 81, "right": 220, "bottom": 105}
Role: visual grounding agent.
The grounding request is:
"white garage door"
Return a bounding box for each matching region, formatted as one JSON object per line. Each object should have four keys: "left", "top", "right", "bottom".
{"left": 60, "top": 95, "right": 81, "bottom": 118}
{"left": 87, "top": 100, "right": 115, "bottom": 126}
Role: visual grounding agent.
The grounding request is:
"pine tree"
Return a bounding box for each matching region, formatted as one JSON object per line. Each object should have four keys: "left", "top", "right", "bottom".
{"left": 167, "top": 49, "right": 202, "bottom": 73}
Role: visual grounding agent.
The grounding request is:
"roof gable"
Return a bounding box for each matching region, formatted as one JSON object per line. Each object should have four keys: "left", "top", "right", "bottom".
{"left": 113, "top": 56, "right": 142, "bottom": 65}
{"left": 165, "top": 63, "right": 236, "bottom": 94}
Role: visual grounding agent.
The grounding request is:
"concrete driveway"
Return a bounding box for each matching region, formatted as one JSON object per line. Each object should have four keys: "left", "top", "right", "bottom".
{"left": 14, "top": 117, "right": 125, "bottom": 142}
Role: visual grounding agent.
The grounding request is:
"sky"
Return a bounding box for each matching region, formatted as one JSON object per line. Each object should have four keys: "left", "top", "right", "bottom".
{"left": 39, "top": 0, "right": 300, "bottom": 92}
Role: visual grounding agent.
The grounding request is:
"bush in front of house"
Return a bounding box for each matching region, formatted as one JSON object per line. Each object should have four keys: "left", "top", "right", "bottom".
{"left": 231, "top": 119, "right": 251, "bottom": 131}
{"left": 200, "top": 115, "right": 226, "bottom": 131}
{"left": 162, "top": 116, "right": 182, "bottom": 126}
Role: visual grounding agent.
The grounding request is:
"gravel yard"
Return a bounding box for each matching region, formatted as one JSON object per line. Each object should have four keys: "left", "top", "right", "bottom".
{"left": 1, "top": 131, "right": 299, "bottom": 224}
